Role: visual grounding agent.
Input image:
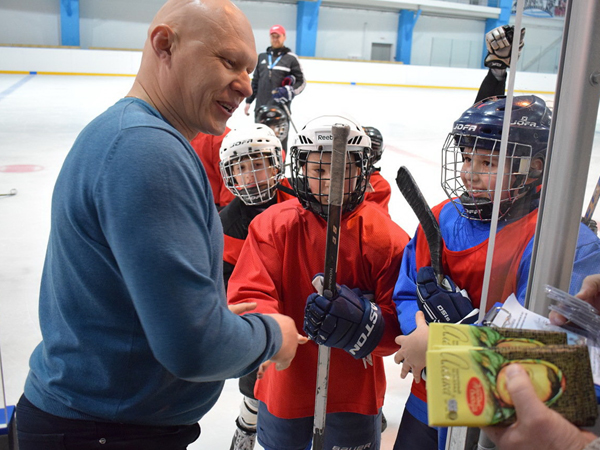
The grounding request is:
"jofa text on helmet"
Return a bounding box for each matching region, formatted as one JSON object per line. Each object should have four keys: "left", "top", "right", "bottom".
{"left": 453, "top": 124, "right": 477, "bottom": 132}
{"left": 511, "top": 116, "right": 538, "bottom": 127}
{"left": 230, "top": 139, "right": 254, "bottom": 147}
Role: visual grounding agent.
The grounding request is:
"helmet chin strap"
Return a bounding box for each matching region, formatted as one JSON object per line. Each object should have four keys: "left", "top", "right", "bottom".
{"left": 459, "top": 183, "right": 540, "bottom": 222}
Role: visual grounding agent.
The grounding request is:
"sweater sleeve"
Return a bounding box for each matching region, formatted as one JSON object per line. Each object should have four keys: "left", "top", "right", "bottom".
{"left": 98, "top": 127, "right": 281, "bottom": 381}
{"left": 227, "top": 218, "right": 283, "bottom": 315}
{"left": 393, "top": 233, "right": 421, "bottom": 335}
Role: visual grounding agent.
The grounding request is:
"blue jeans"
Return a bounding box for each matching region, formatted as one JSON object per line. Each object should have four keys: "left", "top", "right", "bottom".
{"left": 257, "top": 401, "right": 382, "bottom": 450}
{"left": 16, "top": 395, "right": 200, "bottom": 450}
{"left": 393, "top": 408, "right": 437, "bottom": 450}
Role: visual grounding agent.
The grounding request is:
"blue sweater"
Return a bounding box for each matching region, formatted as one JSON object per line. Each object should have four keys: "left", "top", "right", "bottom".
{"left": 24, "top": 98, "right": 282, "bottom": 426}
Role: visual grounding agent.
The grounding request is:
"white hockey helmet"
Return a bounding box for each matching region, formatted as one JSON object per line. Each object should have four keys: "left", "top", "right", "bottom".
{"left": 219, "top": 124, "right": 284, "bottom": 206}
{"left": 289, "top": 115, "right": 373, "bottom": 218}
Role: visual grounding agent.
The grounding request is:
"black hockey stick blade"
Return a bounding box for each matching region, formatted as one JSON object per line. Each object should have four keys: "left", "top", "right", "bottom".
{"left": 396, "top": 166, "right": 444, "bottom": 282}
{"left": 312, "top": 123, "right": 349, "bottom": 450}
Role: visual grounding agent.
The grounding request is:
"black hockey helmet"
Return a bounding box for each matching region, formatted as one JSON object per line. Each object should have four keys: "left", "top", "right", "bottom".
{"left": 255, "top": 105, "right": 289, "bottom": 141}
{"left": 363, "top": 126, "right": 384, "bottom": 164}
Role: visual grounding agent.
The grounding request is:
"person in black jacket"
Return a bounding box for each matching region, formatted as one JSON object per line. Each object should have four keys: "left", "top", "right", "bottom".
{"left": 244, "top": 24, "right": 306, "bottom": 151}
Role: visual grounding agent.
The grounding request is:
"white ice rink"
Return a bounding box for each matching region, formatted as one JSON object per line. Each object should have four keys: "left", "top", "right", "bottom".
{"left": 1, "top": 73, "right": 599, "bottom": 449}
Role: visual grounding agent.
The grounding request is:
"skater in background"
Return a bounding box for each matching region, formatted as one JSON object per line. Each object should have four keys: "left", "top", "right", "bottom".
{"left": 243, "top": 24, "right": 306, "bottom": 151}
{"left": 228, "top": 115, "right": 410, "bottom": 450}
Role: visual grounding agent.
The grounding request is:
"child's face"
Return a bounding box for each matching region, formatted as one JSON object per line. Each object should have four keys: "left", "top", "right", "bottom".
{"left": 304, "top": 151, "right": 360, "bottom": 205}
{"left": 231, "top": 153, "right": 278, "bottom": 192}
{"left": 460, "top": 147, "right": 512, "bottom": 202}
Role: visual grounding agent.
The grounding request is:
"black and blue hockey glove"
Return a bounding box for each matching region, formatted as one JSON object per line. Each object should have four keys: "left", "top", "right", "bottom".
{"left": 304, "top": 278, "right": 384, "bottom": 360}
{"left": 416, "top": 266, "right": 479, "bottom": 324}
{"left": 272, "top": 85, "right": 294, "bottom": 104}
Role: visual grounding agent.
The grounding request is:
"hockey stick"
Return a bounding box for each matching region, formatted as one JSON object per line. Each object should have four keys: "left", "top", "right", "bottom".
{"left": 396, "top": 166, "right": 443, "bottom": 282}
{"left": 582, "top": 175, "right": 600, "bottom": 226}
{"left": 281, "top": 103, "right": 298, "bottom": 134}
{"left": 0, "top": 189, "right": 17, "bottom": 198}
{"left": 312, "top": 123, "right": 349, "bottom": 450}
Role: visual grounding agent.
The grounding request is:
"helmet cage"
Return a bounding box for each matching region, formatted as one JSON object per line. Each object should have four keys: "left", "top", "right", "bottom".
{"left": 219, "top": 125, "right": 284, "bottom": 206}
{"left": 290, "top": 116, "right": 373, "bottom": 218}
{"left": 441, "top": 132, "right": 534, "bottom": 221}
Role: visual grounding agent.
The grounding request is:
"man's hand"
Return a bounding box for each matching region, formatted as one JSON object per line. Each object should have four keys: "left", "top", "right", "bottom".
{"left": 394, "top": 311, "right": 429, "bottom": 383}
{"left": 264, "top": 313, "right": 307, "bottom": 371}
{"left": 416, "top": 266, "right": 478, "bottom": 324}
{"left": 483, "top": 364, "right": 597, "bottom": 450}
{"left": 244, "top": 103, "right": 251, "bottom": 116}
{"left": 550, "top": 274, "right": 600, "bottom": 326}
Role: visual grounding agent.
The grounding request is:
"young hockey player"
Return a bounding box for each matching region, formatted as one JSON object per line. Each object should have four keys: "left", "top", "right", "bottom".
{"left": 391, "top": 95, "right": 600, "bottom": 450}
{"left": 219, "top": 123, "right": 296, "bottom": 450}
{"left": 228, "top": 115, "right": 410, "bottom": 450}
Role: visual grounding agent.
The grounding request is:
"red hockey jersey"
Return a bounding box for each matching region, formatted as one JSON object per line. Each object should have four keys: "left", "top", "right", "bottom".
{"left": 190, "top": 130, "right": 235, "bottom": 209}
{"left": 228, "top": 199, "right": 410, "bottom": 419}
{"left": 365, "top": 170, "right": 392, "bottom": 212}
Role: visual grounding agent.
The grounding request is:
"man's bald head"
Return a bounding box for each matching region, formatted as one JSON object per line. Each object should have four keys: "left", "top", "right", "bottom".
{"left": 129, "top": 0, "right": 257, "bottom": 139}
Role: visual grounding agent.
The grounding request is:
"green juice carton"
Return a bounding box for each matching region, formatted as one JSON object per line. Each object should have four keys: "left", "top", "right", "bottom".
{"left": 426, "top": 324, "right": 596, "bottom": 427}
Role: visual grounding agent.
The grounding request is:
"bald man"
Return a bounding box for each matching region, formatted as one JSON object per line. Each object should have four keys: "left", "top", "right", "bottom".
{"left": 15, "top": 1, "right": 303, "bottom": 449}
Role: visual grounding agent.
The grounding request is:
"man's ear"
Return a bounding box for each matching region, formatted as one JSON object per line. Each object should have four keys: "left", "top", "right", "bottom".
{"left": 150, "top": 24, "right": 175, "bottom": 60}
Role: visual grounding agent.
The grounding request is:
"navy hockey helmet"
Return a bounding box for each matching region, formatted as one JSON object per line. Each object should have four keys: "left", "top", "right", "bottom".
{"left": 255, "top": 105, "right": 289, "bottom": 142}
{"left": 442, "top": 95, "right": 552, "bottom": 221}
{"left": 363, "top": 126, "right": 384, "bottom": 164}
{"left": 290, "top": 115, "right": 373, "bottom": 218}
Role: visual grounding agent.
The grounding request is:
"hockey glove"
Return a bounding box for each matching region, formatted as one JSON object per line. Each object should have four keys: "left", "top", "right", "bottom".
{"left": 484, "top": 25, "right": 525, "bottom": 70}
{"left": 281, "top": 75, "right": 296, "bottom": 87}
{"left": 416, "top": 266, "right": 479, "bottom": 324}
{"left": 272, "top": 85, "right": 294, "bottom": 104}
{"left": 304, "top": 281, "right": 384, "bottom": 360}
